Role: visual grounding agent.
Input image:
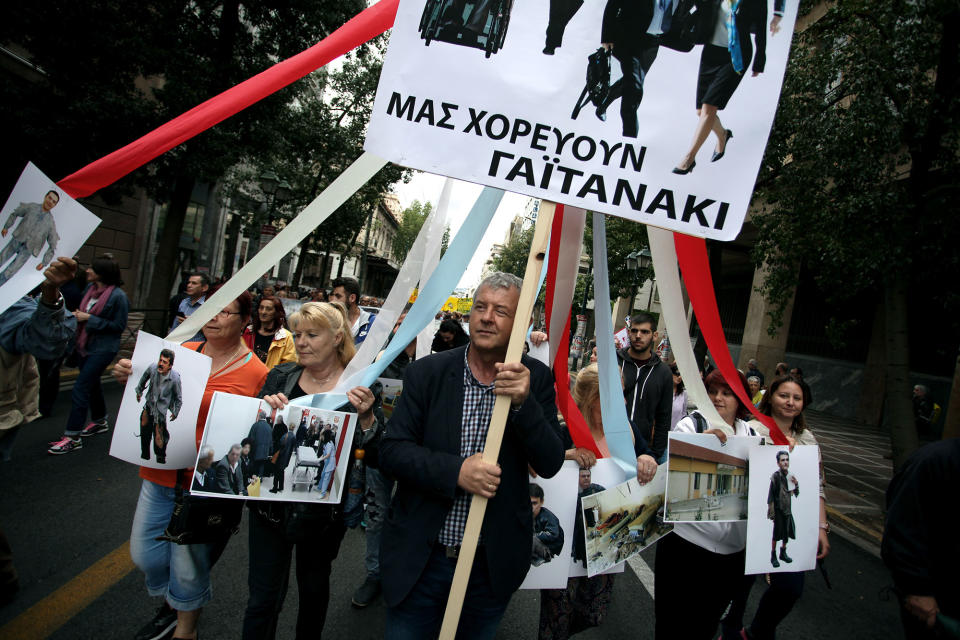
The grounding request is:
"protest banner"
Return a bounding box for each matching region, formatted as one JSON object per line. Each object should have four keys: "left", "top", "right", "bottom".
{"left": 366, "top": 0, "right": 798, "bottom": 240}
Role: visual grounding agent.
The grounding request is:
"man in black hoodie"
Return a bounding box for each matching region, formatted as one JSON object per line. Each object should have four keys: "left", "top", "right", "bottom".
{"left": 616, "top": 312, "right": 672, "bottom": 462}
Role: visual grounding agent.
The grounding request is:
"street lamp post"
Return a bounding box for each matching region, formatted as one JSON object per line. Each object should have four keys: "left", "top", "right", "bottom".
{"left": 626, "top": 247, "right": 654, "bottom": 314}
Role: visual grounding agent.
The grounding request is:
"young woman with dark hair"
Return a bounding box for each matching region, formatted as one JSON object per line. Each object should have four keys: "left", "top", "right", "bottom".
{"left": 655, "top": 368, "right": 756, "bottom": 638}
{"left": 242, "top": 295, "right": 296, "bottom": 368}
{"left": 49, "top": 255, "right": 129, "bottom": 454}
{"left": 720, "top": 374, "right": 830, "bottom": 640}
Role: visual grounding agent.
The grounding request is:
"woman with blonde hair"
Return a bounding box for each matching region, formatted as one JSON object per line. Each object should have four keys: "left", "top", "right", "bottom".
{"left": 539, "top": 363, "right": 658, "bottom": 639}
{"left": 242, "top": 301, "right": 385, "bottom": 639}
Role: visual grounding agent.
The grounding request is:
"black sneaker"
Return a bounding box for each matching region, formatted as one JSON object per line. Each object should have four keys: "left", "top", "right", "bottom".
{"left": 134, "top": 602, "right": 178, "bottom": 640}
{"left": 351, "top": 576, "right": 382, "bottom": 608}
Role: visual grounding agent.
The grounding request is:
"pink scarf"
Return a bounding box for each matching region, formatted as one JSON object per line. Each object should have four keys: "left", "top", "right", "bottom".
{"left": 75, "top": 284, "right": 116, "bottom": 356}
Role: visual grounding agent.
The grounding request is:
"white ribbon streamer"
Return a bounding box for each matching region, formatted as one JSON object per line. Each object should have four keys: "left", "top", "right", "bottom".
{"left": 166, "top": 152, "right": 389, "bottom": 343}
{"left": 416, "top": 178, "right": 452, "bottom": 361}
{"left": 547, "top": 206, "right": 586, "bottom": 366}
{"left": 648, "top": 227, "right": 726, "bottom": 428}
{"left": 335, "top": 180, "right": 450, "bottom": 391}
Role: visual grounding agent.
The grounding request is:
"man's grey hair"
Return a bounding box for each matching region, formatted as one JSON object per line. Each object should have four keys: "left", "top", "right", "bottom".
{"left": 748, "top": 358, "right": 758, "bottom": 368}
{"left": 229, "top": 443, "right": 242, "bottom": 454}
{"left": 474, "top": 271, "right": 523, "bottom": 298}
{"left": 200, "top": 445, "right": 215, "bottom": 460}
{"left": 914, "top": 384, "right": 928, "bottom": 394}
{"left": 747, "top": 375, "right": 761, "bottom": 384}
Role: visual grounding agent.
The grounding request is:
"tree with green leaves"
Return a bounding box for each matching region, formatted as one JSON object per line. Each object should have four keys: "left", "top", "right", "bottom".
{"left": 223, "top": 37, "right": 411, "bottom": 290}
{"left": 2, "top": 0, "right": 378, "bottom": 307}
{"left": 751, "top": 0, "right": 960, "bottom": 467}
{"left": 393, "top": 200, "right": 434, "bottom": 263}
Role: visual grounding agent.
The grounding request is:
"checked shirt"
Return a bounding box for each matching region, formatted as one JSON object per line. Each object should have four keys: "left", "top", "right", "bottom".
{"left": 438, "top": 346, "right": 497, "bottom": 547}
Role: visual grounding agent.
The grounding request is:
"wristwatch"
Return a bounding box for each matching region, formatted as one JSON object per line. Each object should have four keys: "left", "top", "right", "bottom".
{"left": 819, "top": 522, "right": 831, "bottom": 533}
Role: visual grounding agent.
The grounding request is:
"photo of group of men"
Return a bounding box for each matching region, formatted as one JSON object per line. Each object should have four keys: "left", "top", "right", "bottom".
{"left": 192, "top": 392, "right": 354, "bottom": 503}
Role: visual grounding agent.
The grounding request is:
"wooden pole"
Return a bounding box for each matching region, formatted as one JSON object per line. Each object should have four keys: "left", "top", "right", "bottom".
{"left": 437, "top": 201, "right": 556, "bottom": 639}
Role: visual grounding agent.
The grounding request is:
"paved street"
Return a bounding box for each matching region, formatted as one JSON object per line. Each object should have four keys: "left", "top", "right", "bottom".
{"left": 0, "top": 381, "right": 905, "bottom": 639}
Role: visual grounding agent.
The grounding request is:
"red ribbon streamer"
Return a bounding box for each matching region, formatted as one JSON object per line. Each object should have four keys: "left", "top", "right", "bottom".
{"left": 56, "top": 0, "right": 400, "bottom": 198}
{"left": 546, "top": 205, "right": 601, "bottom": 456}
{"left": 673, "top": 233, "right": 788, "bottom": 445}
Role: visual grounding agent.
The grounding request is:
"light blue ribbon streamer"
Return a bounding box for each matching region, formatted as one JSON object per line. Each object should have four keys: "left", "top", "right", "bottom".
{"left": 591, "top": 213, "right": 637, "bottom": 475}
{"left": 292, "top": 186, "right": 506, "bottom": 410}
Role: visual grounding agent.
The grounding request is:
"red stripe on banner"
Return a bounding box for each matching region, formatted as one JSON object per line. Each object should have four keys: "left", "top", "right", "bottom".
{"left": 673, "top": 233, "right": 788, "bottom": 445}
{"left": 546, "top": 205, "right": 600, "bottom": 456}
{"left": 56, "top": 0, "right": 400, "bottom": 198}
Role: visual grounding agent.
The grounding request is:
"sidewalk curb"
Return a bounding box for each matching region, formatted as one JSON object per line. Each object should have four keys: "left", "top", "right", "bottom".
{"left": 827, "top": 505, "right": 883, "bottom": 557}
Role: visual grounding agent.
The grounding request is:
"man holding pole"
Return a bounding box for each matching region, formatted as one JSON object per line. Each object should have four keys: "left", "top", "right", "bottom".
{"left": 379, "top": 272, "right": 566, "bottom": 639}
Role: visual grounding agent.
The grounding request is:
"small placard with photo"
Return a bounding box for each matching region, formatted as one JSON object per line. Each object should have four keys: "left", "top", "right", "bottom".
{"left": 109, "top": 332, "right": 211, "bottom": 469}
{"left": 192, "top": 392, "right": 356, "bottom": 503}
{"left": 0, "top": 162, "right": 101, "bottom": 315}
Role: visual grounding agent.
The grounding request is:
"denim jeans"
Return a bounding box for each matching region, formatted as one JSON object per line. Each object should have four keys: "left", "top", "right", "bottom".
{"left": 364, "top": 467, "right": 393, "bottom": 580}
{"left": 242, "top": 506, "right": 346, "bottom": 640}
{"left": 65, "top": 351, "right": 116, "bottom": 435}
{"left": 129, "top": 479, "right": 213, "bottom": 610}
{"left": 385, "top": 545, "right": 511, "bottom": 640}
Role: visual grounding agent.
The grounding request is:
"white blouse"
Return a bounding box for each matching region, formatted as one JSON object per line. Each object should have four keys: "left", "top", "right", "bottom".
{"left": 672, "top": 416, "right": 753, "bottom": 554}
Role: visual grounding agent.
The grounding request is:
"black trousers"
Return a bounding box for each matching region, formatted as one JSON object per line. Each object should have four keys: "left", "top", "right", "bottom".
{"left": 545, "top": 0, "right": 583, "bottom": 49}
{"left": 242, "top": 508, "right": 346, "bottom": 640}
{"left": 140, "top": 408, "right": 169, "bottom": 462}
{"left": 608, "top": 43, "right": 660, "bottom": 138}
{"left": 749, "top": 572, "right": 804, "bottom": 639}
{"left": 654, "top": 532, "right": 745, "bottom": 639}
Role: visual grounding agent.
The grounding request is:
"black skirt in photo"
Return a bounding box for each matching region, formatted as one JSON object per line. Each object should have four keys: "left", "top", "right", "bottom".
{"left": 696, "top": 44, "right": 748, "bottom": 110}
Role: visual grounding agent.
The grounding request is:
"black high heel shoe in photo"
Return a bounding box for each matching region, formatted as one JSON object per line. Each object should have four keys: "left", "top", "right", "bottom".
{"left": 711, "top": 129, "right": 733, "bottom": 162}
{"left": 672, "top": 161, "right": 696, "bottom": 175}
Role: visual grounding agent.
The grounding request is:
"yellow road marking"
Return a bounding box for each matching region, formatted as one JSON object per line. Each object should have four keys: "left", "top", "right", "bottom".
{"left": 826, "top": 506, "right": 883, "bottom": 544}
{"left": 0, "top": 540, "right": 134, "bottom": 640}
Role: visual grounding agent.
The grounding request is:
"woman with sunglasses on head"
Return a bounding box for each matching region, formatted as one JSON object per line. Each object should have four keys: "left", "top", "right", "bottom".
{"left": 113, "top": 291, "right": 268, "bottom": 640}
{"left": 241, "top": 301, "right": 385, "bottom": 639}
{"left": 655, "top": 369, "right": 756, "bottom": 638}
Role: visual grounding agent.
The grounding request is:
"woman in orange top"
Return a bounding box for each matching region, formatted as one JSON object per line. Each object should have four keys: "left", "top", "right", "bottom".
{"left": 113, "top": 291, "right": 267, "bottom": 640}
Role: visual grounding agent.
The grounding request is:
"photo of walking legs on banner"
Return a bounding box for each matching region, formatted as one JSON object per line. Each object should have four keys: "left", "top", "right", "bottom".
{"left": 193, "top": 391, "right": 356, "bottom": 503}
{"left": 745, "top": 444, "right": 819, "bottom": 574}
{"left": 109, "top": 332, "right": 211, "bottom": 469}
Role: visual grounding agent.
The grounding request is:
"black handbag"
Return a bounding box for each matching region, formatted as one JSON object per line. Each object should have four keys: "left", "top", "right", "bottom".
{"left": 156, "top": 470, "right": 244, "bottom": 545}
{"left": 660, "top": 0, "right": 713, "bottom": 52}
{"left": 571, "top": 47, "right": 612, "bottom": 119}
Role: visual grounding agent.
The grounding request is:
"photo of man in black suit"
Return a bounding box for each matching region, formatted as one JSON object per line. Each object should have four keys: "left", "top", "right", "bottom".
{"left": 379, "top": 271, "right": 565, "bottom": 639}
{"left": 599, "top": 0, "right": 676, "bottom": 137}
{"left": 543, "top": 0, "right": 583, "bottom": 55}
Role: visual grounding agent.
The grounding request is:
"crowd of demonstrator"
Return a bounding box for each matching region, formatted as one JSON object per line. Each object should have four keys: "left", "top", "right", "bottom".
{"left": 0, "top": 259, "right": 949, "bottom": 639}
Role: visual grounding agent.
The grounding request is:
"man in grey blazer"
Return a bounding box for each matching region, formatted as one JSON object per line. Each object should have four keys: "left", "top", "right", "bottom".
{"left": 215, "top": 444, "right": 246, "bottom": 495}
{"left": 135, "top": 349, "right": 183, "bottom": 464}
{"left": 0, "top": 190, "right": 61, "bottom": 286}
